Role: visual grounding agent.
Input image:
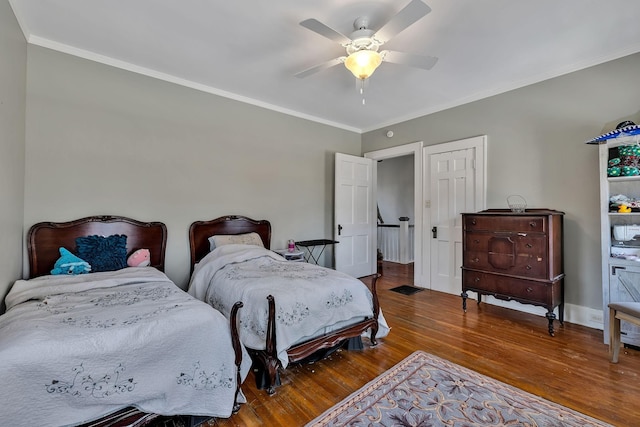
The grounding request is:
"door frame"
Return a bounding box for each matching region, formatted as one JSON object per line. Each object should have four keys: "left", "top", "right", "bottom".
{"left": 364, "top": 141, "right": 424, "bottom": 286}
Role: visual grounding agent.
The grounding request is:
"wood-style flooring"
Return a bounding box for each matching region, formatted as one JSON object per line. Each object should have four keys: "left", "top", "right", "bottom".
{"left": 208, "top": 261, "right": 640, "bottom": 427}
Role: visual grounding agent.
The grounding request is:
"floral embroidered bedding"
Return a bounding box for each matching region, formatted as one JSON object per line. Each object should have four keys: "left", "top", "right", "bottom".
{"left": 0, "top": 267, "right": 251, "bottom": 427}
{"left": 188, "top": 244, "right": 390, "bottom": 368}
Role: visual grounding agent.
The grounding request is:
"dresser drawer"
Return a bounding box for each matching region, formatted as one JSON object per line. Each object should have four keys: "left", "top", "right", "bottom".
{"left": 462, "top": 270, "right": 560, "bottom": 306}
{"left": 464, "top": 215, "right": 546, "bottom": 233}
{"left": 464, "top": 233, "right": 548, "bottom": 279}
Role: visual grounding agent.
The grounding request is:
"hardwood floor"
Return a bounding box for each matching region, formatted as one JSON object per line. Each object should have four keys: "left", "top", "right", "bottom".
{"left": 209, "top": 262, "right": 640, "bottom": 427}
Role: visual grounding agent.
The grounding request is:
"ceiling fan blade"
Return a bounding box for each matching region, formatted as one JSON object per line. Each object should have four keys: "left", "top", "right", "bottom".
{"left": 374, "top": 0, "right": 431, "bottom": 43}
{"left": 381, "top": 50, "right": 438, "bottom": 70}
{"left": 300, "top": 19, "right": 352, "bottom": 45}
{"left": 295, "top": 57, "right": 346, "bottom": 78}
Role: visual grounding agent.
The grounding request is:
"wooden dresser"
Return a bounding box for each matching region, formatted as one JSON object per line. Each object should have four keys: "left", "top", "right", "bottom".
{"left": 461, "top": 209, "right": 565, "bottom": 336}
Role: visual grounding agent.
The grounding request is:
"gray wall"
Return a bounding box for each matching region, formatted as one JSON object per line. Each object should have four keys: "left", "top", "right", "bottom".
{"left": 0, "top": 0, "right": 26, "bottom": 308}
{"left": 363, "top": 52, "right": 640, "bottom": 311}
{"left": 24, "top": 46, "right": 361, "bottom": 289}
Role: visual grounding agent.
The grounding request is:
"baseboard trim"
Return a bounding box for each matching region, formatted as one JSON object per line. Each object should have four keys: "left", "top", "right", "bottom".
{"left": 463, "top": 292, "right": 605, "bottom": 331}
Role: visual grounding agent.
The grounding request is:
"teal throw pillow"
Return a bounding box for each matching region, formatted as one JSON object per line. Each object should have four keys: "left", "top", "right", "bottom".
{"left": 76, "top": 234, "right": 128, "bottom": 272}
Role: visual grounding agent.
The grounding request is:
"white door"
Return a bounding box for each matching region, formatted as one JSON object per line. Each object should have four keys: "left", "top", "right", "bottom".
{"left": 424, "top": 136, "right": 486, "bottom": 294}
{"left": 334, "top": 153, "right": 376, "bottom": 278}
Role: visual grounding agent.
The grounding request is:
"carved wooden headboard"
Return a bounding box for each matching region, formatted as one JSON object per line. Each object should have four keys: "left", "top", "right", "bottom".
{"left": 27, "top": 215, "right": 167, "bottom": 278}
{"left": 189, "top": 215, "right": 271, "bottom": 273}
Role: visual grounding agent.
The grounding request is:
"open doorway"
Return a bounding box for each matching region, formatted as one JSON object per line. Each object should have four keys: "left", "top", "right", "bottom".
{"left": 365, "top": 142, "right": 423, "bottom": 286}
{"left": 377, "top": 155, "right": 415, "bottom": 267}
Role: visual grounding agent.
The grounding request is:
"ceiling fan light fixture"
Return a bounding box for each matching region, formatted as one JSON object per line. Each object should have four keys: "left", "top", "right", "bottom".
{"left": 344, "top": 50, "right": 382, "bottom": 80}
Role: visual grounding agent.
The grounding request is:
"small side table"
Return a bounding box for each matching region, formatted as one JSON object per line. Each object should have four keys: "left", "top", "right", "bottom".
{"left": 273, "top": 249, "right": 305, "bottom": 262}
{"left": 295, "top": 239, "right": 338, "bottom": 265}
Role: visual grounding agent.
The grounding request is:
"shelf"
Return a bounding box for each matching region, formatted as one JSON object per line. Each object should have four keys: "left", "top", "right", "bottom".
{"left": 598, "top": 136, "right": 640, "bottom": 348}
{"left": 608, "top": 256, "right": 640, "bottom": 267}
{"left": 608, "top": 176, "right": 640, "bottom": 182}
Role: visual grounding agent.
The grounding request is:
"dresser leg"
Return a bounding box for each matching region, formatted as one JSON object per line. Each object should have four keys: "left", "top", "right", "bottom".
{"left": 461, "top": 291, "right": 468, "bottom": 312}
{"left": 546, "top": 311, "right": 556, "bottom": 336}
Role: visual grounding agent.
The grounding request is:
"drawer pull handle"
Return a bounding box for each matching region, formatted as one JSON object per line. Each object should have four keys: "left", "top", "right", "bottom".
{"left": 526, "top": 265, "right": 532, "bottom": 270}
{"left": 526, "top": 243, "right": 533, "bottom": 248}
{"left": 472, "top": 257, "right": 479, "bottom": 263}
{"left": 471, "top": 219, "right": 477, "bottom": 225}
{"left": 473, "top": 239, "right": 480, "bottom": 244}
{"left": 529, "top": 222, "right": 537, "bottom": 228}
{"left": 518, "top": 233, "right": 527, "bottom": 237}
{"left": 526, "top": 287, "right": 533, "bottom": 293}
{"left": 474, "top": 277, "right": 480, "bottom": 283}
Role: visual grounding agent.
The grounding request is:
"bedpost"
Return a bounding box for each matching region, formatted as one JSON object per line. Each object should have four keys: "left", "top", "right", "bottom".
{"left": 369, "top": 273, "right": 380, "bottom": 346}
{"left": 265, "top": 295, "right": 277, "bottom": 357}
{"left": 230, "top": 301, "right": 244, "bottom": 413}
{"left": 264, "top": 295, "right": 280, "bottom": 394}
{"left": 245, "top": 295, "right": 282, "bottom": 395}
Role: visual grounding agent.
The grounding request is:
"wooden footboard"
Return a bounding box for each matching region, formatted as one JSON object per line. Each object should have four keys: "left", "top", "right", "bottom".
{"left": 252, "top": 274, "right": 380, "bottom": 395}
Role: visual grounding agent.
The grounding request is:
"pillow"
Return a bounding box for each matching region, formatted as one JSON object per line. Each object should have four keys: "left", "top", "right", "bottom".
{"left": 127, "top": 248, "right": 151, "bottom": 267}
{"left": 208, "top": 232, "right": 264, "bottom": 251}
{"left": 76, "top": 234, "right": 128, "bottom": 272}
{"left": 50, "top": 247, "right": 92, "bottom": 275}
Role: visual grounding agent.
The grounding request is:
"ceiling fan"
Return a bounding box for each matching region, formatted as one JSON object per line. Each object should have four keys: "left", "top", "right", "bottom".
{"left": 295, "top": 0, "right": 438, "bottom": 85}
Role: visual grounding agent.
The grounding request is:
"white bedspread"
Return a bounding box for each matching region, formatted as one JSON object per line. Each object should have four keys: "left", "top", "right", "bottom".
{"left": 0, "top": 267, "right": 251, "bottom": 427}
{"left": 188, "top": 245, "right": 390, "bottom": 368}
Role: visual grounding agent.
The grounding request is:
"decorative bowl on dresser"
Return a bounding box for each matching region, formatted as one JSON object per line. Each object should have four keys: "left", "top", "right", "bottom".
{"left": 461, "top": 209, "right": 565, "bottom": 336}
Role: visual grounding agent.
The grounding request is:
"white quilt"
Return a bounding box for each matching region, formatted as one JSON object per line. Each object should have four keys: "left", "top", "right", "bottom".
{"left": 188, "top": 244, "right": 390, "bottom": 368}
{"left": 0, "top": 267, "right": 251, "bottom": 427}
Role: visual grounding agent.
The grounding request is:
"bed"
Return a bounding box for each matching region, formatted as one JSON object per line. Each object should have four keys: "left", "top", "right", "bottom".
{"left": 187, "top": 215, "right": 389, "bottom": 394}
{"left": 0, "top": 215, "right": 251, "bottom": 427}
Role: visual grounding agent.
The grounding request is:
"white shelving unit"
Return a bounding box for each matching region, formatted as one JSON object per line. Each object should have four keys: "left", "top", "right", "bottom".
{"left": 597, "top": 137, "right": 640, "bottom": 347}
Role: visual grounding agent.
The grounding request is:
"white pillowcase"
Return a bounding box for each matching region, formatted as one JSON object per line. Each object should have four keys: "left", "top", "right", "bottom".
{"left": 208, "top": 232, "right": 265, "bottom": 252}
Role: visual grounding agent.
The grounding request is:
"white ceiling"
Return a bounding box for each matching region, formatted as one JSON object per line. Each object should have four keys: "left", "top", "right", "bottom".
{"left": 9, "top": 0, "right": 640, "bottom": 133}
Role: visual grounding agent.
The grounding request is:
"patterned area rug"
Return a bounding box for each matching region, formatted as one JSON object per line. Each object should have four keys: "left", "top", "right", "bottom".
{"left": 306, "top": 351, "right": 612, "bottom": 427}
